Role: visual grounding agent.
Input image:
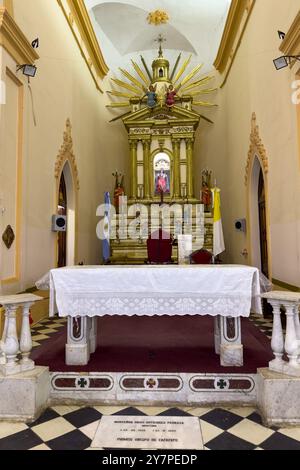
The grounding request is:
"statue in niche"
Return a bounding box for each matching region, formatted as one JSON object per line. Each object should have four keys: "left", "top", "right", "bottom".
{"left": 200, "top": 169, "right": 212, "bottom": 211}
{"left": 155, "top": 168, "right": 170, "bottom": 195}
{"left": 142, "top": 84, "right": 157, "bottom": 108}
{"left": 112, "top": 170, "right": 125, "bottom": 213}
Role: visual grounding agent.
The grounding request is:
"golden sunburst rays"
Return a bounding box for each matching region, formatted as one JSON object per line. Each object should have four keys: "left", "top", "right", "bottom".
{"left": 173, "top": 54, "right": 192, "bottom": 84}
{"left": 106, "top": 57, "right": 151, "bottom": 110}
{"left": 106, "top": 53, "right": 217, "bottom": 116}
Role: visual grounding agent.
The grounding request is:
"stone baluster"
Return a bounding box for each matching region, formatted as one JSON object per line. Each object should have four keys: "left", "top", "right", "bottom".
{"left": 268, "top": 301, "right": 284, "bottom": 367}
{"left": 285, "top": 303, "right": 299, "bottom": 368}
{"left": 261, "top": 292, "right": 300, "bottom": 377}
{"left": 0, "top": 294, "right": 43, "bottom": 377}
{"left": 294, "top": 305, "right": 300, "bottom": 353}
{"left": 2, "top": 305, "right": 19, "bottom": 373}
{"left": 20, "top": 302, "right": 35, "bottom": 370}
{"left": 0, "top": 307, "right": 8, "bottom": 365}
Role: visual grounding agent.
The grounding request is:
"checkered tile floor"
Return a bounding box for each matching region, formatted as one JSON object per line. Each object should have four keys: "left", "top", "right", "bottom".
{"left": 249, "top": 313, "right": 274, "bottom": 340}
{"left": 1, "top": 405, "right": 300, "bottom": 450}
{"left": 31, "top": 317, "right": 67, "bottom": 348}
{"left": 14, "top": 314, "right": 287, "bottom": 450}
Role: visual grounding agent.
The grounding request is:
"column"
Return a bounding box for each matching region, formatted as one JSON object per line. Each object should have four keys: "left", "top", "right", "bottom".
{"left": 143, "top": 139, "right": 151, "bottom": 200}
{"left": 220, "top": 316, "right": 243, "bottom": 367}
{"left": 172, "top": 138, "right": 181, "bottom": 198}
{"left": 19, "top": 302, "right": 35, "bottom": 370}
{"left": 186, "top": 138, "right": 194, "bottom": 199}
{"left": 1, "top": 305, "right": 20, "bottom": 374}
{"left": 285, "top": 303, "right": 299, "bottom": 368}
{"left": 66, "top": 316, "right": 98, "bottom": 366}
{"left": 130, "top": 140, "right": 138, "bottom": 199}
{"left": 0, "top": 308, "right": 8, "bottom": 365}
{"left": 269, "top": 301, "right": 284, "bottom": 367}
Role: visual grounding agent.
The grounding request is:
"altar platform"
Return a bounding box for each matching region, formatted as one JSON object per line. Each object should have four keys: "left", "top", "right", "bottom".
{"left": 31, "top": 315, "right": 273, "bottom": 374}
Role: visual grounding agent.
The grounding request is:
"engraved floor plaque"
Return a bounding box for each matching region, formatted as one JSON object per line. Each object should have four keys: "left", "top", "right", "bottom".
{"left": 91, "top": 416, "right": 203, "bottom": 450}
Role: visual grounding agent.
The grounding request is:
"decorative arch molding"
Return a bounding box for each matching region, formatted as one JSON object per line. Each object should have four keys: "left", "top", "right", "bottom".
{"left": 245, "top": 112, "right": 272, "bottom": 278}
{"left": 55, "top": 118, "right": 80, "bottom": 190}
{"left": 245, "top": 112, "right": 269, "bottom": 186}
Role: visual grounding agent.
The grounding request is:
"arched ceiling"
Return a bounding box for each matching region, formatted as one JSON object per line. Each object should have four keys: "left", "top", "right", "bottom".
{"left": 84, "top": 0, "right": 232, "bottom": 75}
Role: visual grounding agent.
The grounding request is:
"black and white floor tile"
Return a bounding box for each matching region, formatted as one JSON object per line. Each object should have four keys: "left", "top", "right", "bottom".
{"left": 12, "top": 314, "right": 287, "bottom": 450}
{"left": 1, "top": 405, "right": 300, "bottom": 450}
{"left": 31, "top": 317, "right": 67, "bottom": 348}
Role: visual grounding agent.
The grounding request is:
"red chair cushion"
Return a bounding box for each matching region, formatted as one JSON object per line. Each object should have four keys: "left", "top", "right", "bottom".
{"left": 147, "top": 229, "right": 172, "bottom": 264}
{"left": 190, "top": 249, "right": 213, "bottom": 265}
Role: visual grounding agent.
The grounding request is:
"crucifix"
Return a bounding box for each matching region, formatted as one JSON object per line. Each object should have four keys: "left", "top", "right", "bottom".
{"left": 155, "top": 34, "right": 166, "bottom": 57}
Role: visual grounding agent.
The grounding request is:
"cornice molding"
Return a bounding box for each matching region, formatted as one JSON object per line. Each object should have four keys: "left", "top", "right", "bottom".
{"left": 214, "top": 0, "right": 255, "bottom": 87}
{"left": 280, "top": 10, "right": 300, "bottom": 56}
{"left": 57, "top": 0, "right": 109, "bottom": 92}
{"left": 0, "top": 7, "right": 39, "bottom": 64}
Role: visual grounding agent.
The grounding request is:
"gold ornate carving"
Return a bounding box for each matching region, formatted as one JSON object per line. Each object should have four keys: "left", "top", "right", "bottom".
{"left": 0, "top": 7, "right": 39, "bottom": 65}
{"left": 2, "top": 225, "right": 15, "bottom": 249}
{"left": 214, "top": 0, "right": 255, "bottom": 87}
{"left": 55, "top": 119, "right": 80, "bottom": 190}
{"left": 245, "top": 113, "right": 269, "bottom": 186}
{"left": 57, "top": 0, "right": 109, "bottom": 92}
{"left": 280, "top": 11, "right": 300, "bottom": 56}
{"left": 147, "top": 10, "right": 169, "bottom": 26}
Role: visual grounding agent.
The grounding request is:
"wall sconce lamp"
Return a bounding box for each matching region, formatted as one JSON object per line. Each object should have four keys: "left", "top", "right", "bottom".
{"left": 16, "top": 64, "right": 37, "bottom": 78}
{"left": 273, "top": 55, "right": 300, "bottom": 71}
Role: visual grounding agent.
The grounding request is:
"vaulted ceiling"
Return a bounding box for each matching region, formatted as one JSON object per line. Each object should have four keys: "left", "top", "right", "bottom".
{"left": 84, "top": 0, "right": 232, "bottom": 74}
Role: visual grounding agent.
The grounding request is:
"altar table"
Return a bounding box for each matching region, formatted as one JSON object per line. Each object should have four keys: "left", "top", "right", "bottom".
{"left": 49, "top": 265, "right": 262, "bottom": 367}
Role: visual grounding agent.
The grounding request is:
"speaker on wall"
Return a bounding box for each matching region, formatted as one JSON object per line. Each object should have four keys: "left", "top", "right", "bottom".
{"left": 235, "top": 218, "right": 246, "bottom": 233}
{"left": 52, "top": 215, "right": 67, "bottom": 232}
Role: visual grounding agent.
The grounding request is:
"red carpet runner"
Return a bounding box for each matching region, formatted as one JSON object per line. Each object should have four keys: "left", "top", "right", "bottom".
{"left": 31, "top": 316, "right": 273, "bottom": 373}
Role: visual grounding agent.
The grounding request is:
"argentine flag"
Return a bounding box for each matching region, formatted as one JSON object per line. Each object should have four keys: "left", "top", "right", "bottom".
{"left": 102, "top": 192, "right": 111, "bottom": 262}
{"left": 211, "top": 187, "right": 225, "bottom": 257}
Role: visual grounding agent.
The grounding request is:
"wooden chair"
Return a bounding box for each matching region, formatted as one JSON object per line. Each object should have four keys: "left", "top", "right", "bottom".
{"left": 146, "top": 229, "right": 173, "bottom": 264}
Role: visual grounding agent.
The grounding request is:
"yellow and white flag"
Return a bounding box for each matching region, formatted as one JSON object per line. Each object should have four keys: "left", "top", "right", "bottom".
{"left": 211, "top": 187, "right": 225, "bottom": 257}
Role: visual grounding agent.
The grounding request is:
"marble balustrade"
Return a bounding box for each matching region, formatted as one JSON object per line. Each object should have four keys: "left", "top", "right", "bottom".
{"left": 0, "top": 294, "right": 43, "bottom": 377}
{"left": 261, "top": 291, "right": 300, "bottom": 377}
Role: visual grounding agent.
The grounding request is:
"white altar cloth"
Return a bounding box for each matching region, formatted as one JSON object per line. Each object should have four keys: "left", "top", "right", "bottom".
{"left": 50, "top": 265, "right": 262, "bottom": 318}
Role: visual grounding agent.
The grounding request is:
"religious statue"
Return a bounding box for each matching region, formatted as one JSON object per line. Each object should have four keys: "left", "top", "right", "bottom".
{"left": 165, "top": 85, "right": 177, "bottom": 107}
{"left": 143, "top": 84, "right": 157, "bottom": 108}
{"left": 155, "top": 168, "right": 170, "bottom": 205}
{"left": 156, "top": 168, "right": 170, "bottom": 194}
{"left": 112, "top": 171, "right": 125, "bottom": 213}
{"left": 200, "top": 169, "right": 212, "bottom": 211}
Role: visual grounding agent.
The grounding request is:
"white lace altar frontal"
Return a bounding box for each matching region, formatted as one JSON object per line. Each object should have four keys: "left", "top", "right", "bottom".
{"left": 49, "top": 265, "right": 262, "bottom": 318}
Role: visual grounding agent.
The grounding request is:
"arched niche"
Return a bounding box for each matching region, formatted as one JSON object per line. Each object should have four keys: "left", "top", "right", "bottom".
{"left": 150, "top": 148, "right": 174, "bottom": 199}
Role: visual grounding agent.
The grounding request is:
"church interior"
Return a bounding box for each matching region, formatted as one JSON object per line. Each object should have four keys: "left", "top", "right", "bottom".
{"left": 1, "top": 0, "right": 300, "bottom": 452}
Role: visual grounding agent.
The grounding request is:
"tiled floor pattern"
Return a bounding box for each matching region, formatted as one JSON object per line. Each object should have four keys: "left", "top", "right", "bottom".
{"left": 0, "top": 406, "right": 300, "bottom": 450}
{"left": 249, "top": 313, "right": 273, "bottom": 339}
{"left": 18, "top": 315, "right": 283, "bottom": 450}
{"left": 31, "top": 317, "right": 67, "bottom": 348}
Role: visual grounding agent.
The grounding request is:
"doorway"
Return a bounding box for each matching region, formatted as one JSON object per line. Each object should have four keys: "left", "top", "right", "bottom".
{"left": 57, "top": 161, "right": 76, "bottom": 267}
{"left": 258, "top": 168, "right": 269, "bottom": 277}
{"left": 249, "top": 156, "right": 269, "bottom": 277}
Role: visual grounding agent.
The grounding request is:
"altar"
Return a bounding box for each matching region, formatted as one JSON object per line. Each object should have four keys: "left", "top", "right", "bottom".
{"left": 50, "top": 265, "right": 261, "bottom": 368}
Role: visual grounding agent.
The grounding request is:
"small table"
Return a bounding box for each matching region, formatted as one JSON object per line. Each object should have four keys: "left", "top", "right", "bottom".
{"left": 50, "top": 265, "right": 261, "bottom": 367}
